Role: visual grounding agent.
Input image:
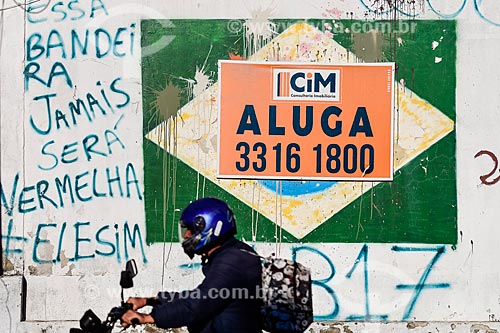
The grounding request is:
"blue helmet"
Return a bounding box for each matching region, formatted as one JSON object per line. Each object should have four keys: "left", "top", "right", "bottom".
{"left": 179, "top": 197, "right": 237, "bottom": 259}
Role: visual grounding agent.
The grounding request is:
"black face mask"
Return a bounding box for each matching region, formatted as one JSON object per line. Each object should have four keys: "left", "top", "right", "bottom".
{"left": 179, "top": 217, "right": 207, "bottom": 259}
{"left": 181, "top": 234, "right": 201, "bottom": 259}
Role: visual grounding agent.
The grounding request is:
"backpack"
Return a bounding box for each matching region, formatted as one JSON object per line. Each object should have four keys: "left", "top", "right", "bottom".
{"left": 259, "top": 255, "right": 314, "bottom": 333}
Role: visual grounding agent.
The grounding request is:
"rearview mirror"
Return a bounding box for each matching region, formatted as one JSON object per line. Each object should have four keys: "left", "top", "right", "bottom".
{"left": 120, "top": 259, "right": 137, "bottom": 289}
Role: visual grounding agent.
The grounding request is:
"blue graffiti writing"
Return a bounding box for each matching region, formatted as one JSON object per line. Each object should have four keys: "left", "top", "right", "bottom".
{"left": 177, "top": 244, "right": 452, "bottom": 320}
{"left": 0, "top": 162, "right": 142, "bottom": 216}
{"left": 345, "top": 244, "right": 388, "bottom": 321}
{"left": 292, "top": 246, "right": 340, "bottom": 320}
{"left": 179, "top": 262, "right": 203, "bottom": 269}
{"left": 27, "top": 0, "right": 108, "bottom": 24}
{"left": 16, "top": 220, "right": 147, "bottom": 264}
{"left": 291, "top": 244, "right": 450, "bottom": 321}
{"left": 30, "top": 77, "right": 130, "bottom": 135}
{"left": 24, "top": 61, "right": 73, "bottom": 90}
{"left": 0, "top": 174, "right": 19, "bottom": 217}
{"left": 358, "top": 0, "right": 499, "bottom": 27}
{"left": 392, "top": 245, "right": 450, "bottom": 320}
{"left": 29, "top": 78, "right": 129, "bottom": 135}
{"left": 38, "top": 129, "right": 125, "bottom": 171}
{"left": 426, "top": 0, "right": 500, "bottom": 26}
{"left": 425, "top": 0, "right": 467, "bottom": 19}
{"left": 26, "top": 25, "right": 136, "bottom": 62}
{"left": 2, "top": 219, "right": 28, "bottom": 255}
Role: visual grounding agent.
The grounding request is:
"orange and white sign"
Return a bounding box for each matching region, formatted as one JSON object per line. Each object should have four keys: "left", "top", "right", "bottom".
{"left": 217, "top": 61, "right": 395, "bottom": 180}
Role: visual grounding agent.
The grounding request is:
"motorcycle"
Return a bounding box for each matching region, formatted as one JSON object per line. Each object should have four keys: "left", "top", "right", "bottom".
{"left": 70, "top": 259, "right": 140, "bottom": 333}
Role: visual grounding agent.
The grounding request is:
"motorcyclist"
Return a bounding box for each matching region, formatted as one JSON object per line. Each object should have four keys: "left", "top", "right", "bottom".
{"left": 121, "top": 197, "right": 262, "bottom": 333}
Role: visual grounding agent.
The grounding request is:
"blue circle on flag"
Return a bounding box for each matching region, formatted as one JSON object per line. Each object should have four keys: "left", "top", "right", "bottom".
{"left": 259, "top": 180, "right": 336, "bottom": 197}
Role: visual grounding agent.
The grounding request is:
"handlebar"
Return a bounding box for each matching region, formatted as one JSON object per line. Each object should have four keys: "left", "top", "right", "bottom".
{"left": 69, "top": 259, "right": 140, "bottom": 333}
{"left": 70, "top": 302, "right": 135, "bottom": 333}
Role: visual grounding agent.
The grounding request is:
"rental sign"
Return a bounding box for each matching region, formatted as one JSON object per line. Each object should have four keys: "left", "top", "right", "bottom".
{"left": 217, "top": 61, "right": 395, "bottom": 181}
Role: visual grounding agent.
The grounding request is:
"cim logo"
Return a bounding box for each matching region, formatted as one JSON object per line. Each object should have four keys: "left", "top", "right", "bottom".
{"left": 273, "top": 68, "right": 340, "bottom": 101}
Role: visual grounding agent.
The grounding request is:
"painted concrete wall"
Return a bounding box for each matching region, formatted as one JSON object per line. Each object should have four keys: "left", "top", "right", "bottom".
{"left": 1, "top": 0, "right": 500, "bottom": 332}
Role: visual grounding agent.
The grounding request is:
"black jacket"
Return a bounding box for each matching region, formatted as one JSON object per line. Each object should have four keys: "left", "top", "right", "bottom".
{"left": 150, "top": 237, "right": 262, "bottom": 333}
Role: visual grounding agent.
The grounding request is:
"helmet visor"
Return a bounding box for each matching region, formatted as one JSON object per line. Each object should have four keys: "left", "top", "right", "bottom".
{"left": 178, "top": 221, "right": 193, "bottom": 242}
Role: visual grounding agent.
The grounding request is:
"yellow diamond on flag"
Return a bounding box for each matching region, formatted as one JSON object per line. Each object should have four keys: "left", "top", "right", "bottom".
{"left": 145, "top": 23, "right": 454, "bottom": 240}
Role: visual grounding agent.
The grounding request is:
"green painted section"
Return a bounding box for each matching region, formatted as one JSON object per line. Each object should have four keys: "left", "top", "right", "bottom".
{"left": 141, "top": 20, "right": 292, "bottom": 244}
{"left": 141, "top": 19, "right": 457, "bottom": 245}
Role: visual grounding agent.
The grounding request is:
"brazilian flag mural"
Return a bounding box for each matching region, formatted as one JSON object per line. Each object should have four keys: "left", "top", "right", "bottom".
{"left": 141, "top": 19, "right": 456, "bottom": 245}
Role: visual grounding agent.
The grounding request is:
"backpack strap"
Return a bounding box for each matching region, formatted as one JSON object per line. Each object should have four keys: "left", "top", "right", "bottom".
{"left": 239, "top": 248, "right": 266, "bottom": 259}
